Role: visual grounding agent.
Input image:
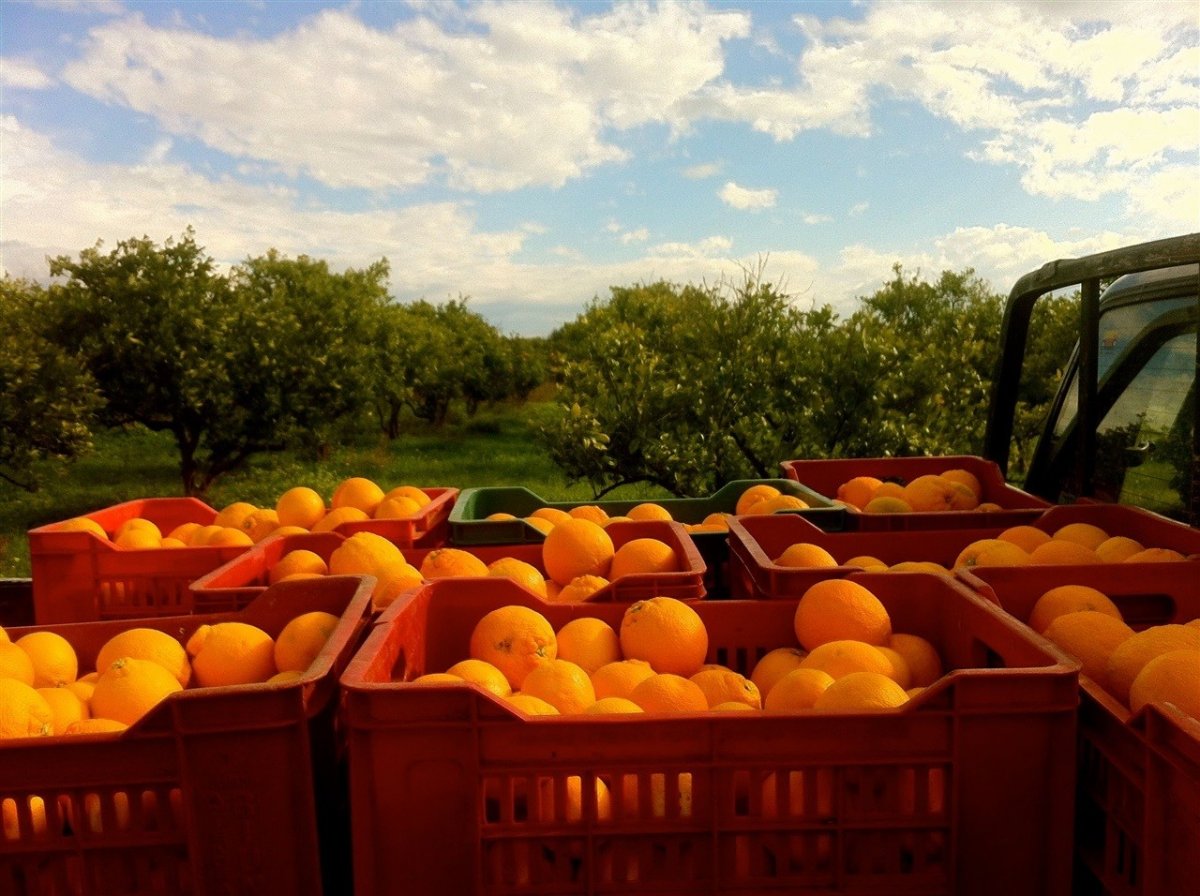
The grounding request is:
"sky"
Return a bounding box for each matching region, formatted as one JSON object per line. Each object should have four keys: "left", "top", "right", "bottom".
{"left": 2, "top": 1, "right": 1198, "bottom": 336}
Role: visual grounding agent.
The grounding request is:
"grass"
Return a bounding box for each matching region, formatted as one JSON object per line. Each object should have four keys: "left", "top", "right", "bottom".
{"left": 0, "top": 402, "right": 669, "bottom": 578}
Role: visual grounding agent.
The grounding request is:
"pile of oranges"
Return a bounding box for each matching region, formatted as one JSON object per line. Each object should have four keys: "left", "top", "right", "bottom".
{"left": 0, "top": 610, "right": 340, "bottom": 741}
{"left": 835, "top": 469, "right": 996, "bottom": 513}
{"left": 1028, "top": 585, "right": 1200, "bottom": 722}
{"left": 412, "top": 583, "right": 944, "bottom": 716}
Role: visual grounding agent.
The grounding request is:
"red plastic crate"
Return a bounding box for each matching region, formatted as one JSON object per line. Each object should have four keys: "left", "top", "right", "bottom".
{"left": 340, "top": 574, "right": 1078, "bottom": 896}
{"left": 191, "top": 520, "right": 708, "bottom": 609}
{"left": 0, "top": 574, "right": 374, "bottom": 896}
{"left": 27, "top": 498, "right": 250, "bottom": 624}
{"left": 780, "top": 454, "right": 1050, "bottom": 530}
{"left": 952, "top": 564, "right": 1200, "bottom": 895}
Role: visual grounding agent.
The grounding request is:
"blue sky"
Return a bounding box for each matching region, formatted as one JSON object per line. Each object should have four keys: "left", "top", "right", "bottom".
{"left": 2, "top": 1, "right": 1197, "bottom": 335}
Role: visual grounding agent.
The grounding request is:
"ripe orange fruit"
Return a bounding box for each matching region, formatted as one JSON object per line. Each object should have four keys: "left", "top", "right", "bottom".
{"left": 763, "top": 667, "right": 834, "bottom": 711}
{"left": 58, "top": 516, "right": 109, "bottom": 539}
{"left": 520, "top": 659, "right": 596, "bottom": 714}
{"left": 749, "top": 647, "right": 808, "bottom": 697}
{"left": 37, "top": 686, "right": 89, "bottom": 734}
{"left": 843, "top": 555, "right": 887, "bottom": 571}
{"left": 274, "top": 610, "right": 339, "bottom": 674}
{"left": 954, "top": 538, "right": 1031, "bottom": 568}
{"left": 530, "top": 507, "right": 571, "bottom": 526}
{"left": 876, "top": 646, "right": 913, "bottom": 689}
{"left": 609, "top": 537, "right": 680, "bottom": 578}
{"left": 412, "top": 672, "right": 465, "bottom": 684}
{"left": 486, "top": 557, "right": 548, "bottom": 597}
{"left": 113, "top": 517, "right": 161, "bottom": 541}
{"left": 329, "top": 531, "right": 405, "bottom": 577}
{"left": 166, "top": 522, "right": 202, "bottom": 544}
{"left": 627, "top": 502, "right": 673, "bottom": 522}
{"left": 542, "top": 518, "right": 614, "bottom": 586}
{"left": 793, "top": 579, "right": 891, "bottom": 649}
{"left": 271, "top": 549, "right": 329, "bottom": 584}
{"left": 445, "top": 658, "right": 513, "bottom": 698}
{"left": 800, "top": 639, "right": 894, "bottom": 680}
{"left": 1030, "top": 540, "right": 1102, "bottom": 565}
{"left": 187, "top": 622, "right": 276, "bottom": 687}
{"left": 1052, "top": 523, "right": 1109, "bottom": 551}
{"left": 551, "top": 574, "right": 610, "bottom": 603}
{"left": 96, "top": 627, "right": 192, "bottom": 686}
{"left": 568, "top": 504, "right": 609, "bottom": 525}
{"left": 419, "top": 547, "right": 489, "bottom": 579}
{"left": 1124, "top": 547, "right": 1187, "bottom": 563}
{"left": 745, "top": 494, "right": 810, "bottom": 516}
{"left": 813, "top": 671, "right": 909, "bottom": 712}
{"left": 0, "top": 642, "right": 35, "bottom": 685}
{"left": 469, "top": 605, "right": 557, "bottom": 689}
{"left": 63, "top": 718, "right": 128, "bottom": 735}
{"left": 371, "top": 559, "right": 424, "bottom": 610}
{"left": 241, "top": 508, "right": 281, "bottom": 542}
{"left": 384, "top": 485, "right": 431, "bottom": 508}
{"left": 375, "top": 496, "right": 422, "bottom": 519}
{"left": 1128, "top": 649, "right": 1200, "bottom": 718}
{"left": 590, "top": 659, "right": 656, "bottom": 700}
{"left": 311, "top": 506, "right": 371, "bottom": 533}
{"left": 619, "top": 596, "right": 708, "bottom": 676}
{"left": 1094, "top": 535, "right": 1145, "bottom": 563}
{"left": 15, "top": 631, "right": 78, "bottom": 687}
{"left": 997, "top": 525, "right": 1052, "bottom": 553}
{"left": 524, "top": 516, "right": 554, "bottom": 535}
{"left": 902, "top": 475, "right": 959, "bottom": 512}
{"left": 504, "top": 693, "right": 559, "bottom": 715}
{"left": 0, "top": 679, "right": 54, "bottom": 739}
{"left": 863, "top": 496, "right": 913, "bottom": 513}
{"left": 212, "top": 501, "right": 258, "bottom": 530}
{"left": 555, "top": 617, "right": 621, "bottom": 675}
{"left": 331, "top": 476, "right": 385, "bottom": 515}
{"left": 1105, "top": 625, "right": 1200, "bottom": 704}
{"left": 736, "top": 484, "right": 781, "bottom": 515}
{"left": 690, "top": 668, "right": 761, "bottom": 709}
{"left": 91, "top": 657, "right": 183, "bottom": 726}
{"left": 940, "top": 468, "right": 983, "bottom": 500}
{"left": 774, "top": 542, "right": 838, "bottom": 568}
{"left": 584, "top": 696, "right": 644, "bottom": 714}
{"left": 1028, "top": 585, "right": 1122, "bottom": 634}
{"left": 629, "top": 673, "right": 708, "bottom": 713}
{"left": 114, "top": 527, "right": 162, "bottom": 550}
{"left": 206, "top": 526, "right": 255, "bottom": 548}
{"left": 837, "top": 476, "right": 882, "bottom": 510}
{"left": 1042, "top": 611, "right": 1135, "bottom": 682}
{"left": 887, "top": 633, "right": 943, "bottom": 688}
{"left": 275, "top": 486, "right": 326, "bottom": 530}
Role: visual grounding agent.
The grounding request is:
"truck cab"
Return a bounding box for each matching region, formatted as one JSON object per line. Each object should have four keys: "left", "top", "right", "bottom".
{"left": 985, "top": 233, "right": 1200, "bottom": 526}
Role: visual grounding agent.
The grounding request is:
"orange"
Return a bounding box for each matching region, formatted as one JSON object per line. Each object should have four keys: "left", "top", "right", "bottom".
{"left": 953, "top": 538, "right": 1030, "bottom": 568}
{"left": 370, "top": 560, "right": 422, "bottom": 609}
{"left": 524, "top": 516, "right": 554, "bottom": 535}
{"left": 1128, "top": 649, "right": 1200, "bottom": 718}
{"left": 863, "top": 495, "right": 913, "bottom": 513}
{"left": 65, "top": 678, "right": 95, "bottom": 705}
{"left": 166, "top": 522, "right": 203, "bottom": 544}
{"left": 469, "top": 604, "right": 557, "bottom": 689}
{"left": 0, "top": 642, "right": 35, "bottom": 685}
{"left": 1095, "top": 536, "right": 1146, "bottom": 563}
{"left": 800, "top": 639, "right": 894, "bottom": 680}
{"left": 888, "top": 560, "right": 948, "bottom": 574}
{"left": 37, "top": 686, "right": 89, "bottom": 734}
{"left": 1105, "top": 625, "right": 1200, "bottom": 703}
{"left": 114, "top": 527, "right": 162, "bottom": 550}
{"left": 736, "top": 484, "right": 781, "bottom": 515}
{"left": 534, "top": 775, "right": 612, "bottom": 823}
{"left": 542, "top": 518, "right": 614, "bottom": 586}
{"left": 58, "top": 516, "right": 109, "bottom": 539}
{"left": 529, "top": 507, "right": 571, "bottom": 526}
{"left": 445, "top": 658, "right": 513, "bottom": 698}
{"left": 412, "top": 672, "right": 466, "bottom": 684}
{"left": 1124, "top": 547, "right": 1187, "bottom": 563}
{"left": 555, "top": 617, "right": 621, "bottom": 674}
{"left": 212, "top": 501, "right": 258, "bottom": 530}
{"left": 837, "top": 476, "right": 882, "bottom": 510}
{"left": 63, "top": 718, "right": 128, "bottom": 735}
{"left": 749, "top": 647, "right": 808, "bottom": 697}
{"left": 887, "top": 633, "right": 943, "bottom": 688}
{"left": 746, "top": 494, "right": 809, "bottom": 515}
{"left": 584, "top": 696, "right": 644, "bottom": 714}
{"left": 331, "top": 476, "right": 385, "bottom": 515}
{"left": 187, "top": 622, "right": 276, "bottom": 687}
{"left": 375, "top": 496, "right": 422, "bottom": 519}
{"left": 690, "top": 667, "right": 761, "bottom": 709}
{"left": 568, "top": 504, "right": 610, "bottom": 525}
{"left": 329, "top": 531, "right": 406, "bottom": 577}
{"left": 998, "top": 525, "right": 1052, "bottom": 553}
{"left": 843, "top": 554, "right": 887, "bottom": 571}
{"left": 946, "top": 482, "right": 980, "bottom": 511}
{"left": 206, "top": 526, "right": 254, "bottom": 547}
{"left": 271, "top": 549, "right": 329, "bottom": 584}
{"left": 2, "top": 795, "right": 48, "bottom": 839}
{"left": 419, "top": 547, "right": 489, "bottom": 579}
{"left": 96, "top": 627, "right": 192, "bottom": 686}
{"left": 189, "top": 523, "right": 226, "bottom": 546}
{"left": 311, "top": 506, "right": 370, "bottom": 533}
{"left": 1042, "top": 612, "right": 1135, "bottom": 682}
{"left": 813, "top": 671, "right": 909, "bottom": 712}
{"left": 0, "top": 679, "right": 54, "bottom": 739}
{"left": 876, "top": 646, "right": 913, "bottom": 689}
{"left": 551, "top": 574, "right": 610, "bottom": 603}
{"left": 520, "top": 659, "right": 595, "bottom": 714}
{"left": 629, "top": 673, "right": 708, "bottom": 713}
{"left": 1052, "top": 522, "right": 1110, "bottom": 551}
{"left": 384, "top": 485, "right": 431, "bottom": 508}
{"left": 793, "top": 579, "right": 891, "bottom": 649}
{"left": 160, "top": 537, "right": 188, "bottom": 549}
{"left": 487, "top": 557, "right": 549, "bottom": 597}
{"left": 712, "top": 701, "right": 756, "bottom": 712}
{"left": 940, "top": 468, "right": 983, "bottom": 500}
{"left": 627, "top": 502, "right": 673, "bottom": 522}
{"left": 240, "top": 508, "right": 281, "bottom": 542}
{"left": 902, "top": 475, "right": 959, "bottom": 512}
{"left": 609, "top": 537, "right": 680, "bottom": 578}
{"left": 504, "top": 693, "right": 559, "bottom": 716}
{"left": 275, "top": 486, "right": 326, "bottom": 530}
{"left": 1030, "top": 540, "right": 1102, "bottom": 565}
{"left": 874, "top": 481, "right": 907, "bottom": 500}
{"left": 485, "top": 512, "right": 518, "bottom": 521}
{"left": 763, "top": 667, "right": 834, "bottom": 711}
{"left": 619, "top": 596, "right": 708, "bottom": 676}
{"left": 274, "top": 610, "right": 339, "bottom": 674}
{"left": 590, "top": 658, "right": 655, "bottom": 700}
{"left": 774, "top": 542, "right": 838, "bottom": 568}
{"left": 113, "top": 517, "right": 161, "bottom": 541}
{"left": 15, "top": 631, "right": 77, "bottom": 687}
{"left": 268, "top": 670, "right": 304, "bottom": 684}
{"left": 1028, "top": 585, "right": 1122, "bottom": 634}
{"left": 91, "top": 657, "right": 183, "bottom": 726}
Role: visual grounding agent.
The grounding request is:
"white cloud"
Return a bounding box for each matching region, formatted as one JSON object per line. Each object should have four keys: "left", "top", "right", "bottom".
{"left": 719, "top": 181, "right": 777, "bottom": 210}
{"left": 803, "top": 213, "right": 832, "bottom": 225}
{"left": 848, "top": 202, "right": 868, "bottom": 217}
{"left": 683, "top": 162, "right": 722, "bottom": 179}
{"left": 619, "top": 228, "right": 649, "bottom": 245}
{"left": 0, "top": 57, "right": 54, "bottom": 90}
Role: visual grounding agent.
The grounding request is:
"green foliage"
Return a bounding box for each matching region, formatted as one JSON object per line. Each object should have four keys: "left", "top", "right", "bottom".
{"left": 0, "top": 278, "right": 102, "bottom": 490}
